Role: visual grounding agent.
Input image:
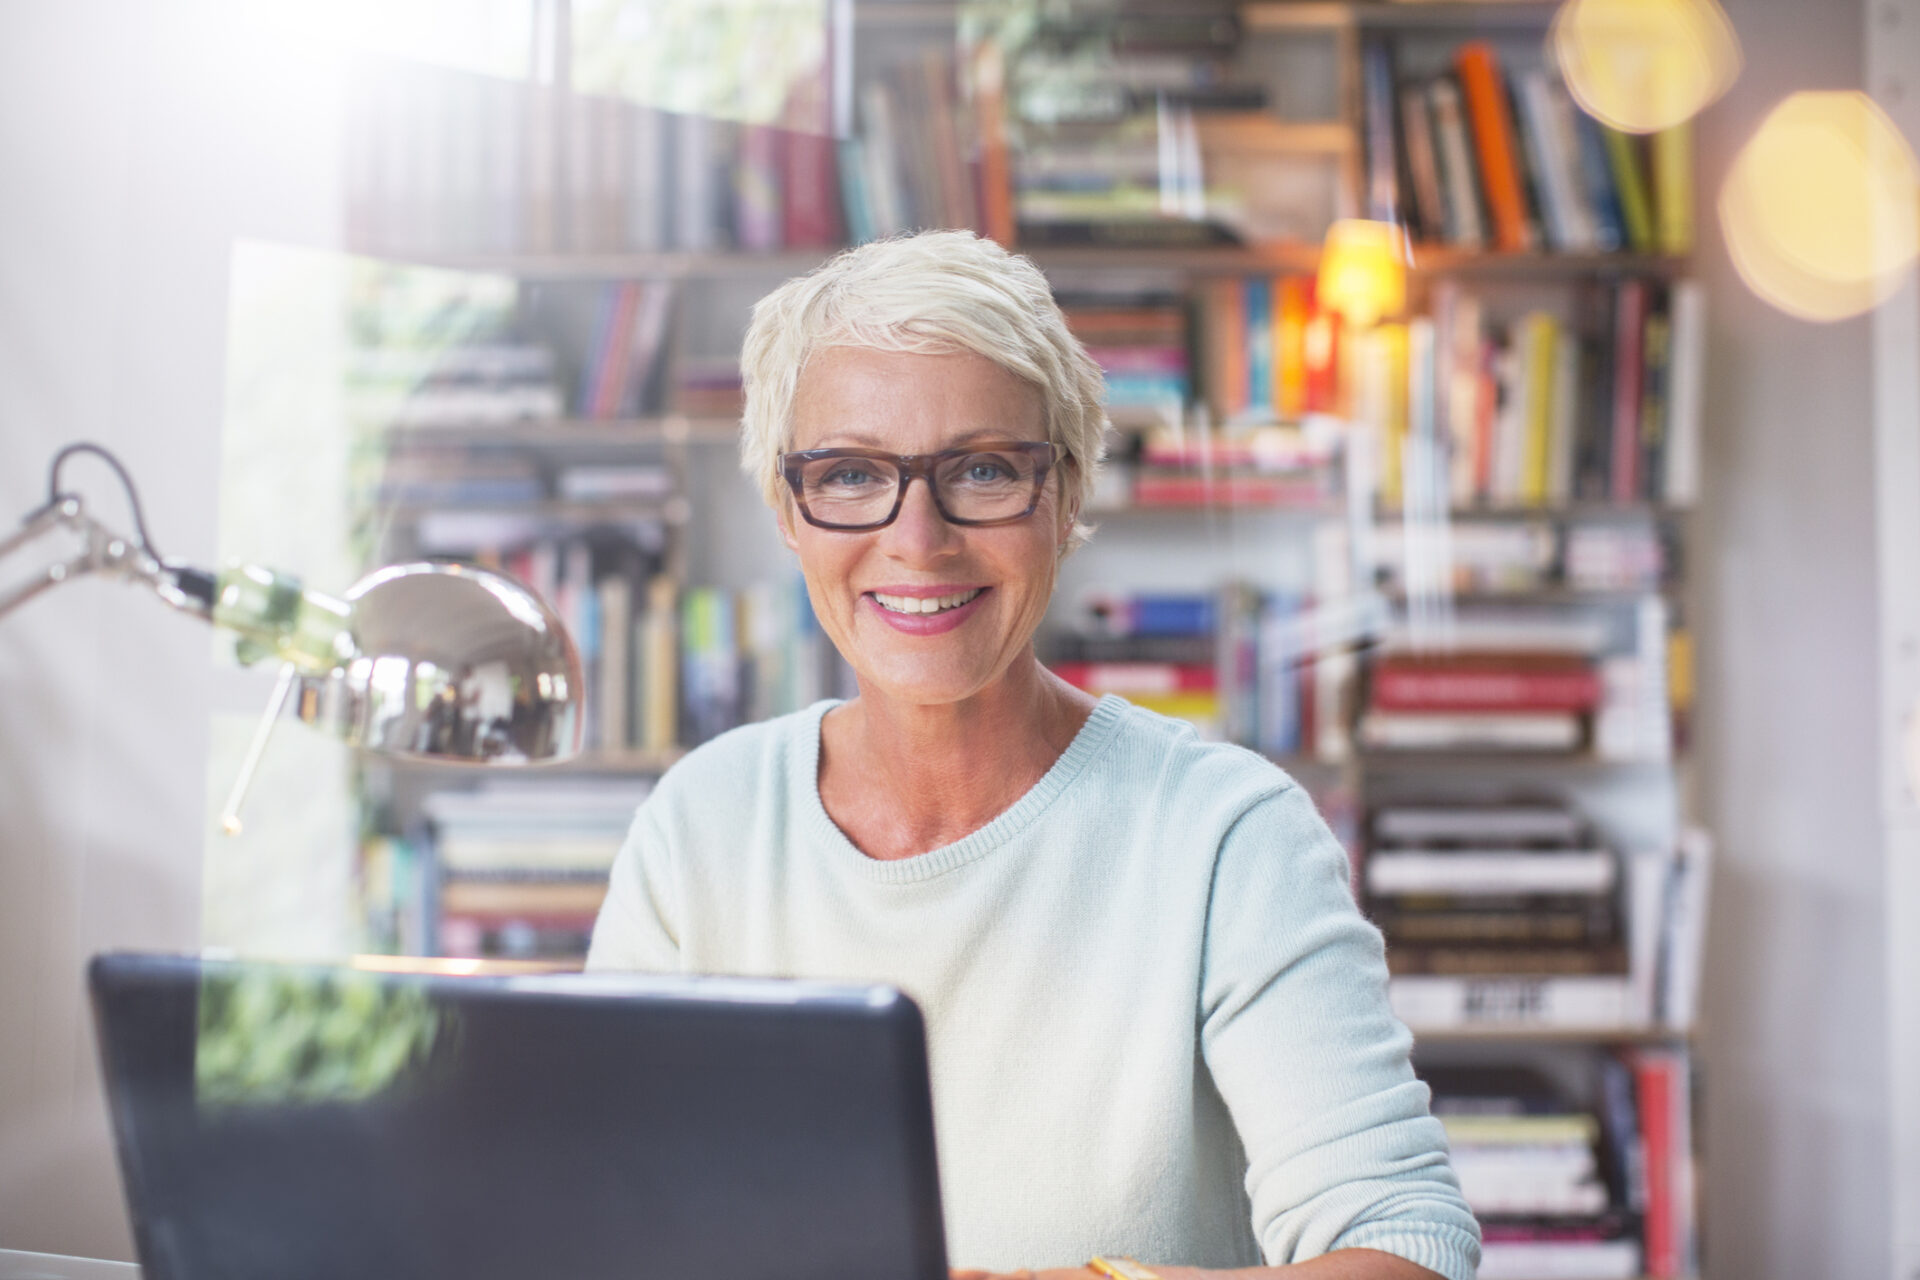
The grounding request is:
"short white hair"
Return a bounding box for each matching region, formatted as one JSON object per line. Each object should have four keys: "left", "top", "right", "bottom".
{"left": 739, "top": 230, "right": 1108, "bottom": 551}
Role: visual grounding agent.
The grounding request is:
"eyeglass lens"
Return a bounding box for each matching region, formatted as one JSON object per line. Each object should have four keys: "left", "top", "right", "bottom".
{"left": 794, "top": 447, "right": 1046, "bottom": 527}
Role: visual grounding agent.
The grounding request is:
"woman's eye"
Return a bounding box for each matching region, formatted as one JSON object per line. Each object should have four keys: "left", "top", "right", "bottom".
{"left": 825, "top": 467, "right": 878, "bottom": 487}
{"left": 964, "top": 460, "right": 1011, "bottom": 483}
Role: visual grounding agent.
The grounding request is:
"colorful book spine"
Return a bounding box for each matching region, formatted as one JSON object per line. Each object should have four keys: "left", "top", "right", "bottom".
{"left": 1245, "top": 277, "right": 1274, "bottom": 415}
{"left": 1454, "top": 42, "right": 1536, "bottom": 253}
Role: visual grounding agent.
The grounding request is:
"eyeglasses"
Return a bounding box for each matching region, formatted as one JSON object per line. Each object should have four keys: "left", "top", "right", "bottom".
{"left": 779, "top": 441, "right": 1057, "bottom": 531}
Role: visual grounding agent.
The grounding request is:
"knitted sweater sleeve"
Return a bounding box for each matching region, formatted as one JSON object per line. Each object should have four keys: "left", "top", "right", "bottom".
{"left": 1199, "top": 783, "right": 1482, "bottom": 1280}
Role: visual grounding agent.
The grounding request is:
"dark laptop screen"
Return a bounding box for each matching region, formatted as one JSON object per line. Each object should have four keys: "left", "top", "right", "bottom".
{"left": 89, "top": 955, "right": 947, "bottom": 1280}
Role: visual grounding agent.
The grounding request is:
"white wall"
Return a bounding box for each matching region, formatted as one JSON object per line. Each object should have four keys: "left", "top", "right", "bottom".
{"left": 1693, "top": 1, "right": 1892, "bottom": 1276}
{"left": 0, "top": 2, "right": 338, "bottom": 1258}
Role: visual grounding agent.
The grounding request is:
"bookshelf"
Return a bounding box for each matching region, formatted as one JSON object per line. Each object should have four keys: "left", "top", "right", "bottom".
{"left": 334, "top": 2, "right": 1708, "bottom": 1276}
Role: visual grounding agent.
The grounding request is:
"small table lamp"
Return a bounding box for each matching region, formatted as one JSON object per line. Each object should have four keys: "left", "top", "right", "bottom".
{"left": 1, "top": 443, "right": 583, "bottom": 833}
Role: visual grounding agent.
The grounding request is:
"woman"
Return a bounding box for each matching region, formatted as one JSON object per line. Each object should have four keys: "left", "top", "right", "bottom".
{"left": 587, "top": 230, "right": 1480, "bottom": 1280}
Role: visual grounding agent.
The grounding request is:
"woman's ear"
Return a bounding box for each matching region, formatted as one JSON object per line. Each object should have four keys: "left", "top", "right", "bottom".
{"left": 778, "top": 502, "right": 801, "bottom": 552}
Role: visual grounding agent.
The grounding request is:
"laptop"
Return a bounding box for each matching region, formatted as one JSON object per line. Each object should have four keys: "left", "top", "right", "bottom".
{"left": 88, "top": 953, "right": 948, "bottom": 1280}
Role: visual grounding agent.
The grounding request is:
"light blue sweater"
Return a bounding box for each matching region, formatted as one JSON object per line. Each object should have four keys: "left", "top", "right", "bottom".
{"left": 587, "top": 695, "right": 1481, "bottom": 1279}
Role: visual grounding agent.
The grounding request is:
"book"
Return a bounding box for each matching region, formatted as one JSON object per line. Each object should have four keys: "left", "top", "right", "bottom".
{"left": 1371, "top": 905, "right": 1617, "bottom": 945}
{"left": 1428, "top": 75, "right": 1487, "bottom": 250}
{"left": 1454, "top": 43, "right": 1535, "bottom": 253}
{"left": 1601, "top": 125, "right": 1654, "bottom": 252}
{"left": 1386, "top": 942, "right": 1629, "bottom": 976}
{"left": 1609, "top": 278, "right": 1649, "bottom": 503}
{"left": 1358, "top": 710, "right": 1584, "bottom": 752}
{"left": 1652, "top": 121, "right": 1695, "bottom": 254}
{"left": 1052, "top": 662, "right": 1217, "bottom": 694}
{"left": 1663, "top": 279, "right": 1706, "bottom": 505}
{"left": 1390, "top": 973, "right": 1633, "bottom": 1027}
{"left": 1478, "top": 1239, "right": 1640, "bottom": 1280}
{"left": 1373, "top": 803, "right": 1586, "bottom": 846}
{"left": 1366, "top": 849, "right": 1617, "bottom": 896}
{"left": 1370, "top": 654, "right": 1603, "bottom": 713}
{"left": 439, "top": 877, "right": 609, "bottom": 917}
{"left": 1400, "top": 84, "right": 1447, "bottom": 241}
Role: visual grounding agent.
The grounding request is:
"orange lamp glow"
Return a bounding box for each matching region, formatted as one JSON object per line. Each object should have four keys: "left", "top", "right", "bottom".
{"left": 1316, "top": 219, "right": 1408, "bottom": 330}
{"left": 1719, "top": 91, "right": 1920, "bottom": 322}
{"left": 1550, "top": 0, "right": 1742, "bottom": 135}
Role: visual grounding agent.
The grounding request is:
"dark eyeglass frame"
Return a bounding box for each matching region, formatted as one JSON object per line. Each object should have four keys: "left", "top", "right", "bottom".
{"left": 779, "top": 440, "right": 1058, "bottom": 532}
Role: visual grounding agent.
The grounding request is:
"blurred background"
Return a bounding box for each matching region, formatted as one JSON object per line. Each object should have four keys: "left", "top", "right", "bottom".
{"left": 1, "top": 1, "right": 1915, "bottom": 1278}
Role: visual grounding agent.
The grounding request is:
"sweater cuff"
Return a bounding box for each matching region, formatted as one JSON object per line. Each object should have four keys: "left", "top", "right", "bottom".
{"left": 1326, "top": 1220, "right": 1482, "bottom": 1280}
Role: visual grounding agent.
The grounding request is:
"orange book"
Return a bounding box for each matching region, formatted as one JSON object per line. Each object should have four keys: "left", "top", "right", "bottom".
{"left": 1454, "top": 43, "right": 1536, "bottom": 254}
{"left": 1275, "top": 275, "right": 1310, "bottom": 418}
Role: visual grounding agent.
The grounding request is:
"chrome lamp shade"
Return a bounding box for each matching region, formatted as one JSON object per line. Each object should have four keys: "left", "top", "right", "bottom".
{"left": 300, "top": 562, "right": 584, "bottom": 766}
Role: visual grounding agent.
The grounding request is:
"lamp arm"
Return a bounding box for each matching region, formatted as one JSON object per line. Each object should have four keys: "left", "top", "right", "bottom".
{"left": 0, "top": 495, "right": 215, "bottom": 622}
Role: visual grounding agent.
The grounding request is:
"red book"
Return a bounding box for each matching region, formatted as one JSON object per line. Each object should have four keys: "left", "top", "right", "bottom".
{"left": 1371, "top": 657, "right": 1602, "bottom": 712}
{"left": 1632, "top": 1050, "right": 1678, "bottom": 1277}
{"left": 779, "top": 65, "right": 843, "bottom": 248}
{"left": 1454, "top": 42, "right": 1536, "bottom": 253}
{"left": 1612, "top": 279, "right": 1649, "bottom": 502}
{"left": 1276, "top": 275, "right": 1311, "bottom": 418}
{"left": 1053, "top": 662, "right": 1217, "bottom": 695}
{"left": 1302, "top": 286, "right": 1341, "bottom": 414}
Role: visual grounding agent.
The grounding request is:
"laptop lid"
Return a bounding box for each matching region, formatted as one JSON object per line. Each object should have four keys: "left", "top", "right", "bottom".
{"left": 88, "top": 953, "right": 947, "bottom": 1280}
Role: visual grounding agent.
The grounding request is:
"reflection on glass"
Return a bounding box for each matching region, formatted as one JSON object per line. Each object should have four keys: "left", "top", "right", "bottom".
{"left": 195, "top": 967, "right": 446, "bottom": 1108}
{"left": 572, "top": 0, "right": 829, "bottom": 128}
{"left": 1719, "top": 91, "right": 1920, "bottom": 322}
{"left": 1549, "top": 0, "right": 1742, "bottom": 135}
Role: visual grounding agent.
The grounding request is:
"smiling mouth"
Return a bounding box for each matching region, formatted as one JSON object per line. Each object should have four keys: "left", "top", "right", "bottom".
{"left": 869, "top": 588, "right": 984, "bottom": 616}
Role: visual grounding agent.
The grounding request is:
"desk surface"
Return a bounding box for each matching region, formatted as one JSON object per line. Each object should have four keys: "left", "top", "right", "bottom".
{"left": 0, "top": 1252, "right": 137, "bottom": 1280}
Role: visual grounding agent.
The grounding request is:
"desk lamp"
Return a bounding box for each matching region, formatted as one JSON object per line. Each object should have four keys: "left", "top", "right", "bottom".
{"left": 0, "top": 443, "right": 583, "bottom": 833}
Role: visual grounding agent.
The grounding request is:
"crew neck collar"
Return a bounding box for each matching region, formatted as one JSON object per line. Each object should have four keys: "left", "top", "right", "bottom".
{"left": 794, "top": 694, "right": 1129, "bottom": 884}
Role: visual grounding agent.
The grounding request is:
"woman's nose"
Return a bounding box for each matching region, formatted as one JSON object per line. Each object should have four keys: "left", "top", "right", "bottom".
{"left": 879, "top": 475, "right": 961, "bottom": 560}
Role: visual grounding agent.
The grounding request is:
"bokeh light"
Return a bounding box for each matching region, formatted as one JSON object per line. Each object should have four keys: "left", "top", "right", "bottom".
{"left": 1317, "top": 219, "right": 1408, "bottom": 330}
{"left": 1719, "top": 91, "right": 1920, "bottom": 322}
{"left": 1550, "top": 0, "right": 1742, "bottom": 135}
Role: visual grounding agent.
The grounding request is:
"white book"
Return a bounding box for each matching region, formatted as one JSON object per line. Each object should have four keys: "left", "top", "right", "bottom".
{"left": 1381, "top": 609, "right": 1610, "bottom": 655}
{"left": 1660, "top": 826, "right": 1714, "bottom": 1030}
{"left": 1391, "top": 974, "right": 1633, "bottom": 1028}
{"left": 1478, "top": 1240, "right": 1641, "bottom": 1280}
{"left": 1625, "top": 844, "right": 1674, "bottom": 1025}
{"left": 1367, "top": 849, "right": 1616, "bottom": 895}
{"left": 674, "top": 110, "right": 719, "bottom": 251}
{"left": 859, "top": 79, "right": 910, "bottom": 237}
{"left": 1663, "top": 278, "right": 1706, "bottom": 505}
{"left": 1359, "top": 710, "right": 1582, "bottom": 752}
{"left": 1374, "top": 804, "right": 1583, "bottom": 845}
{"left": 598, "top": 573, "right": 634, "bottom": 752}
{"left": 626, "top": 102, "right": 669, "bottom": 252}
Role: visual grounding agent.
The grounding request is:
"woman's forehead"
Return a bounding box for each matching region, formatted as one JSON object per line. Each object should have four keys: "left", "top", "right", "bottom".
{"left": 789, "top": 346, "right": 1046, "bottom": 451}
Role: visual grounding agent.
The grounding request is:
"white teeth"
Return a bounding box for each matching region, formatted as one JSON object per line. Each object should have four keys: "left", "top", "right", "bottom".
{"left": 873, "top": 588, "right": 982, "bottom": 615}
